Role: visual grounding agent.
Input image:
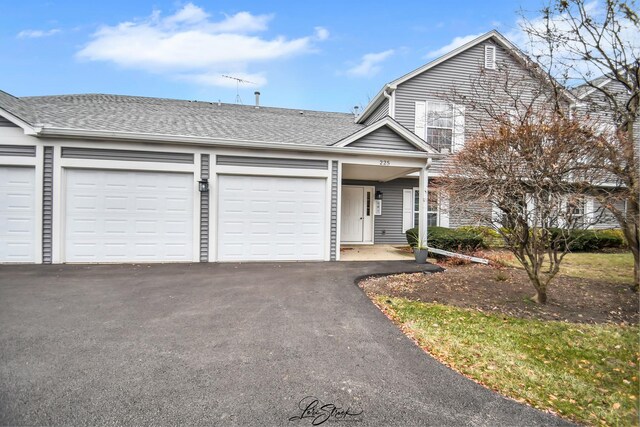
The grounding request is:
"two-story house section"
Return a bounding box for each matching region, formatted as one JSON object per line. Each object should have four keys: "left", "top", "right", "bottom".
{"left": 351, "top": 30, "right": 621, "bottom": 245}
{"left": 351, "top": 31, "right": 538, "bottom": 244}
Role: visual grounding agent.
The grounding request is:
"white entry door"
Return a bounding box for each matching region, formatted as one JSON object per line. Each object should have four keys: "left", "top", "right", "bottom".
{"left": 341, "top": 186, "right": 364, "bottom": 242}
{"left": 217, "top": 175, "right": 326, "bottom": 261}
{"left": 64, "top": 169, "right": 194, "bottom": 262}
{"left": 0, "top": 166, "right": 36, "bottom": 262}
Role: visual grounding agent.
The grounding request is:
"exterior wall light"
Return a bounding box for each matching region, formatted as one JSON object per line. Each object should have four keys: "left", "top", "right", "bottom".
{"left": 375, "top": 191, "right": 383, "bottom": 200}
{"left": 198, "top": 179, "right": 209, "bottom": 193}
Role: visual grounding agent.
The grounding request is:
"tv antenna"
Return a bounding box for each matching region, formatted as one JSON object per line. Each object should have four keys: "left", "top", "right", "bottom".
{"left": 222, "top": 75, "right": 257, "bottom": 104}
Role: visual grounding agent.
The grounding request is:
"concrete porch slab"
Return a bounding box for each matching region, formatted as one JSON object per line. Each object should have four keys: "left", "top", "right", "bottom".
{"left": 340, "top": 244, "right": 414, "bottom": 261}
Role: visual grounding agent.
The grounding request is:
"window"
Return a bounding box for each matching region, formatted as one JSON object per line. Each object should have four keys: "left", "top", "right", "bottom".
{"left": 566, "top": 196, "right": 585, "bottom": 227}
{"left": 413, "top": 188, "right": 438, "bottom": 227}
{"left": 426, "top": 102, "right": 454, "bottom": 152}
{"left": 415, "top": 101, "right": 464, "bottom": 152}
{"left": 484, "top": 45, "right": 496, "bottom": 69}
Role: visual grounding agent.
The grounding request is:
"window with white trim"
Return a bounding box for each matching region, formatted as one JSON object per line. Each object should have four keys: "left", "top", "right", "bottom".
{"left": 566, "top": 195, "right": 586, "bottom": 227}
{"left": 425, "top": 102, "right": 454, "bottom": 152}
{"left": 413, "top": 187, "right": 439, "bottom": 227}
{"left": 484, "top": 45, "right": 496, "bottom": 69}
{"left": 415, "top": 101, "right": 465, "bottom": 152}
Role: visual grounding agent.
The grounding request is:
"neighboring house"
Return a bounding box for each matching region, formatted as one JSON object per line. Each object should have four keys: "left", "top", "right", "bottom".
{"left": 0, "top": 30, "right": 621, "bottom": 264}
{"left": 571, "top": 77, "right": 637, "bottom": 228}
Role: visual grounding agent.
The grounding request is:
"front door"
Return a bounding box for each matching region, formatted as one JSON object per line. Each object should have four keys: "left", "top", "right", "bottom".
{"left": 341, "top": 186, "right": 374, "bottom": 243}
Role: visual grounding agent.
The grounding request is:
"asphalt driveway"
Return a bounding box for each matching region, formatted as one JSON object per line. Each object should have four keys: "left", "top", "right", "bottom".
{"left": 0, "top": 261, "right": 572, "bottom": 426}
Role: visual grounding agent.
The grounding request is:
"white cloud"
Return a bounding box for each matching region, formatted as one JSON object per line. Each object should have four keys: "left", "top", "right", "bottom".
{"left": 347, "top": 49, "right": 394, "bottom": 77}
{"left": 17, "top": 28, "right": 60, "bottom": 39}
{"left": 425, "top": 33, "right": 483, "bottom": 59}
{"left": 314, "top": 26, "right": 329, "bottom": 41}
{"left": 76, "top": 3, "right": 326, "bottom": 88}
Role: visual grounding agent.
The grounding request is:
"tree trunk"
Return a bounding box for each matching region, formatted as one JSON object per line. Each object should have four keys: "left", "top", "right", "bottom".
{"left": 632, "top": 243, "right": 639, "bottom": 292}
{"left": 532, "top": 290, "right": 547, "bottom": 304}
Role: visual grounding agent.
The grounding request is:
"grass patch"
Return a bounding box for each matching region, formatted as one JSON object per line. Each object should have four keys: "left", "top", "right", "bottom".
{"left": 496, "top": 251, "right": 634, "bottom": 285}
{"left": 377, "top": 296, "right": 639, "bottom": 426}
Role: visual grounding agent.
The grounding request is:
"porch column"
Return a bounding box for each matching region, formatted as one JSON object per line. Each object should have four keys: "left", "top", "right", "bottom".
{"left": 418, "top": 163, "right": 429, "bottom": 248}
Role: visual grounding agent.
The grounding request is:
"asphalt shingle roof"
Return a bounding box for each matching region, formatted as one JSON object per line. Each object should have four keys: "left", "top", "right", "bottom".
{"left": 570, "top": 76, "right": 611, "bottom": 99}
{"left": 0, "top": 92, "right": 365, "bottom": 146}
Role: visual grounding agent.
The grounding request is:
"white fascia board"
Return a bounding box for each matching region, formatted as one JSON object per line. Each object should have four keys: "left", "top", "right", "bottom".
{"left": 574, "top": 78, "right": 613, "bottom": 100}
{"left": 0, "top": 108, "right": 39, "bottom": 135}
{"left": 334, "top": 117, "right": 438, "bottom": 154}
{"left": 36, "top": 126, "right": 442, "bottom": 160}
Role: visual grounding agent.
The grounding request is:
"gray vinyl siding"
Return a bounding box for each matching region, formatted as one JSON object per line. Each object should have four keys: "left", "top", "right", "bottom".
{"left": 362, "top": 99, "right": 389, "bottom": 125}
{"left": 448, "top": 200, "right": 492, "bottom": 228}
{"left": 330, "top": 161, "right": 338, "bottom": 260}
{"left": 394, "top": 39, "right": 550, "bottom": 148}
{"left": 348, "top": 126, "right": 419, "bottom": 151}
{"left": 0, "top": 116, "right": 18, "bottom": 127}
{"left": 592, "top": 200, "right": 625, "bottom": 230}
{"left": 0, "top": 145, "right": 36, "bottom": 157}
{"left": 426, "top": 157, "right": 452, "bottom": 176}
{"left": 61, "top": 147, "right": 194, "bottom": 164}
{"left": 343, "top": 178, "right": 417, "bottom": 244}
{"left": 200, "top": 154, "right": 210, "bottom": 262}
{"left": 42, "top": 147, "right": 53, "bottom": 264}
{"left": 217, "top": 155, "right": 328, "bottom": 169}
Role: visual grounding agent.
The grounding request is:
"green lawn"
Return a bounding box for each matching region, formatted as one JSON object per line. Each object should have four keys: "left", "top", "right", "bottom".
{"left": 498, "top": 251, "right": 634, "bottom": 285}
{"left": 377, "top": 296, "right": 639, "bottom": 426}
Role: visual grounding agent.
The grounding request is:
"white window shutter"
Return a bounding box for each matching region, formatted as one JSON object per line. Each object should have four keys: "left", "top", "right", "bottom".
{"left": 525, "top": 193, "right": 535, "bottom": 226}
{"left": 558, "top": 195, "right": 567, "bottom": 228}
{"left": 402, "top": 189, "right": 414, "bottom": 232}
{"left": 439, "top": 191, "right": 450, "bottom": 228}
{"left": 414, "top": 101, "right": 426, "bottom": 140}
{"left": 491, "top": 202, "right": 502, "bottom": 227}
{"left": 453, "top": 104, "right": 465, "bottom": 152}
{"left": 585, "top": 196, "right": 595, "bottom": 228}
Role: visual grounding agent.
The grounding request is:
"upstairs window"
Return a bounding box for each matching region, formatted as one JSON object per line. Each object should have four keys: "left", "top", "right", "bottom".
{"left": 426, "top": 102, "right": 454, "bottom": 152}
{"left": 415, "top": 101, "right": 465, "bottom": 152}
{"left": 484, "top": 45, "right": 496, "bottom": 70}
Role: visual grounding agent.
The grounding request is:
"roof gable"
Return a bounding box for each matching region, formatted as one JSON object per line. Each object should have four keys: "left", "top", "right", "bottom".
{"left": 357, "top": 30, "right": 578, "bottom": 123}
{"left": 335, "top": 117, "right": 437, "bottom": 153}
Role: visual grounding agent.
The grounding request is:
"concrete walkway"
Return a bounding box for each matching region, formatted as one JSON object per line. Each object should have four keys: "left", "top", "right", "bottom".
{"left": 0, "top": 262, "right": 572, "bottom": 426}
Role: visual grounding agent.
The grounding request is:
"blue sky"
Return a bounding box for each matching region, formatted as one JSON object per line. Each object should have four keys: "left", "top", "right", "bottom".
{"left": 2, "top": 0, "right": 547, "bottom": 112}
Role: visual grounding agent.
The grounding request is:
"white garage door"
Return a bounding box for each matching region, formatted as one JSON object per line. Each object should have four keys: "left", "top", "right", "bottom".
{"left": 0, "top": 166, "right": 36, "bottom": 262}
{"left": 217, "top": 175, "right": 326, "bottom": 261}
{"left": 65, "top": 169, "right": 194, "bottom": 262}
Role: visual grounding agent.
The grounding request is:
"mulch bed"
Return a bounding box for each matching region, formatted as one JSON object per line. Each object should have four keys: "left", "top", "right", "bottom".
{"left": 359, "top": 263, "right": 638, "bottom": 325}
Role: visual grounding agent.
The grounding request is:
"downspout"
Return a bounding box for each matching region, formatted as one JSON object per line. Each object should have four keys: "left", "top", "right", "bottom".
{"left": 382, "top": 84, "right": 396, "bottom": 119}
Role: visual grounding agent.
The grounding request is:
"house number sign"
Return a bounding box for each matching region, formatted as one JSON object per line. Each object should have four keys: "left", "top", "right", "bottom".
{"left": 379, "top": 160, "right": 391, "bottom": 166}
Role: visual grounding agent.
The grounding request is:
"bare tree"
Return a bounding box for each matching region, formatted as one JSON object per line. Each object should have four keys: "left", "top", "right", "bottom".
{"left": 520, "top": 0, "right": 639, "bottom": 290}
{"left": 445, "top": 110, "right": 606, "bottom": 303}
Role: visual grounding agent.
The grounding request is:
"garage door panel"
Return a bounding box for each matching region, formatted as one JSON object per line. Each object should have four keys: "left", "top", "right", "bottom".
{"left": 0, "top": 166, "right": 36, "bottom": 262}
{"left": 217, "top": 175, "right": 326, "bottom": 261}
{"left": 65, "top": 169, "right": 194, "bottom": 262}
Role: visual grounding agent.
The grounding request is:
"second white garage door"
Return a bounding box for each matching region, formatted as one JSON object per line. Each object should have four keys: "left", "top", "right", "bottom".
{"left": 217, "top": 175, "right": 326, "bottom": 261}
{"left": 65, "top": 169, "right": 194, "bottom": 263}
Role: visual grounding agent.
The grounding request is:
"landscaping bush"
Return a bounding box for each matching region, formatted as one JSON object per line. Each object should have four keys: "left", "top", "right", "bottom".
{"left": 405, "top": 226, "right": 485, "bottom": 252}
{"left": 549, "top": 228, "right": 626, "bottom": 251}
{"left": 456, "top": 225, "right": 504, "bottom": 248}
